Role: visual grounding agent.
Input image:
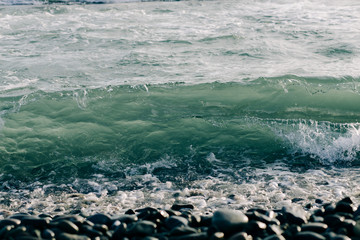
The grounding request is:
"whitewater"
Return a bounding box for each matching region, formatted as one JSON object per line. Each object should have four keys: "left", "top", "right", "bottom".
{"left": 0, "top": 0, "right": 360, "bottom": 215}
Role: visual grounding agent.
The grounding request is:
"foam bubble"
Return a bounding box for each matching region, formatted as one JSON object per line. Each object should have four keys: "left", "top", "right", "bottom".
{"left": 272, "top": 119, "right": 360, "bottom": 164}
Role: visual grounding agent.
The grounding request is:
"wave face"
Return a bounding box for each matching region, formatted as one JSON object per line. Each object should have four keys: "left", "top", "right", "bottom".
{"left": 1, "top": 77, "right": 360, "bottom": 183}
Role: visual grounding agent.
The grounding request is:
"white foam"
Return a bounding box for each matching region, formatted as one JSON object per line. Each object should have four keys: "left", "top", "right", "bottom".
{"left": 273, "top": 120, "right": 360, "bottom": 164}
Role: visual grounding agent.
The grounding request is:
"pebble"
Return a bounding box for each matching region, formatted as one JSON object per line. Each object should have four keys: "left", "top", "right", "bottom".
{"left": 212, "top": 209, "right": 249, "bottom": 234}
{"left": 3, "top": 198, "right": 360, "bottom": 239}
{"left": 281, "top": 206, "right": 308, "bottom": 225}
{"left": 165, "top": 215, "right": 189, "bottom": 229}
{"left": 294, "top": 231, "right": 326, "bottom": 240}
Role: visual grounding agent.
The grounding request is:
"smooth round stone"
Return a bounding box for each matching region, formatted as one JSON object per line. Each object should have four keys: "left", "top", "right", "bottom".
{"left": 353, "top": 219, "right": 360, "bottom": 237}
{"left": 211, "top": 232, "right": 225, "bottom": 240}
{"left": 165, "top": 216, "right": 189, "bottom": 230}
{"left": 335, "top": 202, "right": 354, "bottom": 214}
{"left": 301, "top": 222, "right": 328, "bottom": 233}
{"left": 57, "top": 233, "right": 90, "bottom": 240}
{"left": 247, "top": 211, "right": 280, "bottom": 225}
{"left": 52, "top": 215, "right": 85, "bottom": 224}
{"left": 171, "top": 204, "right": 195, "bottom": 211}
{"left": 170, "top": 226, "right": 198, "bottom": 236}
{"left": 338, "top": 197, "right": 353, "bottom": 204}
{"left": 114, "top": 214, "right": 138, "bottom": 224}
{"left": 87, "top": 213, "right": 111, "bottom": 226}
{"left": 81, "top": 225, "right": 103, "bottom": 237}
{"left": 9, "top": 213, "right": 30, "bottom": 220}
{"left": 268, "top": 224, "right": 283, "bottom": 236}
{"left": 263, "top": 235, "right": 286, "bottom": 240}
{"left": 42, "top": 229, "right": 56, "bottom": 239}
{"left": 294, "top": 231, "right": 326, "bottom": 240}
{"left": 212, "top": 209, "right": 248, "bottom": 234}
{"left": 0, "top": 219, "right": 21, "bottom": 228}
{"left": 281, "top": 206, "right": 308, "bottom": 225}
{"left": 338, "top": 219, "right": 355, "bottom": 233}
{"left": 0, "top": 225, "right": 14, "bottom": 239}
{"left": 169, "top": 232, "right": 207, "bottom": 240}
{"left": 140, "top": 237, "right": 159, "bottom": 240}
{"left": 54, "top": 220, "right": 79, "bottom": 234}
{"left": 324, "top": 204, "right": 336, "bottom": 215}
{"left": 200, "top": 215, "right": 213, "bottom": 227}
{"left": 309, "top": 215, "right": 324, "bottom": 223}
{"left": 111, "top": 222, "right": 127, "bottom": 239}
{"left": 227, "top": 232, "right": 252, "bottom": 240}
{"left": 125, "top": 209, "right": 136, "bottom": 215}
{"left": 22, "top": 216, "right": 50, "bottom": 228}
{"left": 93, "top": 224, "right": 108, "bottom": 233}
{"left": 324, "top": 215, "right": 345, "bottom": 228}
{"left": 127, "top": 220, "right": 157, "bottom": 237}
{"left": 3, "top": 226, "right": 27, "bottom": 239}
{"left": 245, "top": 220, "right": 267, "bottom": 236}
{"left": 331, "top": 234, "right": 351, "bottom": 240}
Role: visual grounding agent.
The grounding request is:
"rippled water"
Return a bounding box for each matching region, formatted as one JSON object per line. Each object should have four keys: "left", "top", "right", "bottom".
{"left": 0, "top": 0, "right": 360, "bottom": 215}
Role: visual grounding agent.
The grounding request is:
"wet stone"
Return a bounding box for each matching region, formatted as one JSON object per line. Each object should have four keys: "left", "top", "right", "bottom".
{"left": 212, "top": 209, "right": 248, "bottom": 234}
{"left": 170, "top": 232, "right": 208, "bottom": 240}
{"left": 0, "top": 225, "right": 14, "bottom": 239}
{"left": 9, "top": 213, "right": 30, "bottom": 220}
{"left": 267, "top": 224, "right": 283, "bottom": 235}
{"left": 111, "top": 222, "right": 127, "bottom": 239}
{"left": 336, "top": 201, "right": 354, "bottom": 214}
{"left": 81, "top": 224, "right": 103, "bottom": 237}
{"left": 42, "top": 229, "right": 56, "bottom": 239}
{"left": 125, "top": 209, "right": 136, "bottom": 215}
{"left": 170, "top": 226, "right": 198, "bottom": 236}
{"left": 22, "top": 216, "right": 50, "bottom": 228}
{"left": 93, "top": 223, "right": 109, "bottom": 233}
{"left": 127, "top": 220, "right": 157, "bottom": 237}
{"left": 115, "top": 214, "right": 138, "bottom": 224}
{"left": 324, "top": 203, "right": 336, "bottom": 215}
{"left": 165, "top": 216, "right": 189, "bottom": 230}
{"left": 338, "top": 219, "right": 355, "bottom": 234}
{"left": 294, "top": 231, "right": 326, "bottom": 240}
{"left": 281, "top": 206, "right": 308, "bottom": 225}
{"left": 171, "top": 204, "right": 195, "bottom": 211}
{"left": 211, "top": 231, "right": 225, "bottom": 240}
{"left": 282, "top": 225, "right": 301, "bottom": 239}
{"left": 0, "top": 218, "right": 21, "bottom": 228}
{"left": 247, "top": 211, "right": 280, "bottom": 225}
{"left": 324, "top": 214, "right": 345, "bottom": 228}
{"left": 87, "top": 213, "right": 112, "bottom": 226}
{"left": 301, "top": 222, "right": 328, "bottom": 233}
{"left": 227, "top": 232, "right": 252, "bottom": 240}
{"left": 57, "top": 232, "right": 90, "bottom": 240}
{"left": 263, "top": 235, "right": 286, "bottom": 240}
{"left": 309, "top": 215, "right": 324, "bottom": 223}
{"left": 53, "top": 219, "right": 80, "bottom": 234}
{"left": 4, "top": 226, "right": 27, "bottom": 239}
{"left": 338, "top": 197, "right": 353, "bottom": 204}
{"left": 245, "top": 220, "right": 267, "bottom": 236}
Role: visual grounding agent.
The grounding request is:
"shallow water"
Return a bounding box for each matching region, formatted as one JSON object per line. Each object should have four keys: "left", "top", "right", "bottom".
{"left": 0, "top": 0, "right": 360, "bottom": 215}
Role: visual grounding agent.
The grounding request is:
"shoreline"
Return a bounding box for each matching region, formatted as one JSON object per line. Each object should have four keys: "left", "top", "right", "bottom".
{"left": 0, "top": 197, "right": 359, "bottom": 239}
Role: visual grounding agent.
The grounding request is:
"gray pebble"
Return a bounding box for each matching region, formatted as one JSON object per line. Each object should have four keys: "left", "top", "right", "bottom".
{"left": 212, "top": 209, "right": 248, "bottom": 234}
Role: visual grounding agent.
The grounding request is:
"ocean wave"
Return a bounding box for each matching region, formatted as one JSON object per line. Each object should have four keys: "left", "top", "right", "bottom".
{"left": 0, "top": 78, "right": 359, "bottom": 182}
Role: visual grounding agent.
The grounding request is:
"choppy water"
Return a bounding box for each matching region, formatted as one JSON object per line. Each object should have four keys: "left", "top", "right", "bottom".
{"left": 1, "top": 0, "right": 360, "bottom": 215}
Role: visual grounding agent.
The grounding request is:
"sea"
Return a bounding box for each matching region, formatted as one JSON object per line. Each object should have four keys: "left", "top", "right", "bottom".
{"left": 0, "top": 0, "right": 360, "bottom": 216}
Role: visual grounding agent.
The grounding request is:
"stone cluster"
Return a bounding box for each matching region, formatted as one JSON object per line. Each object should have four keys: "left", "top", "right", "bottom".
{"left": 1, "top": 198, "right": 360, "bottom": 239}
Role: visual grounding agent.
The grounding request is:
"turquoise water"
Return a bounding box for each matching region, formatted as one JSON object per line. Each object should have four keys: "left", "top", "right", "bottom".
{"left": 0, "top": 0, "right": 360, "bottom": 214}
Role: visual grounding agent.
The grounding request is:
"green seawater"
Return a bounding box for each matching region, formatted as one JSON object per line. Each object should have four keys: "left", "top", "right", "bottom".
{"left": 1, "top": 77, "right": 360, "bottom": 182}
